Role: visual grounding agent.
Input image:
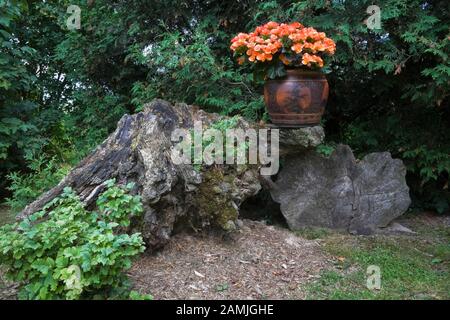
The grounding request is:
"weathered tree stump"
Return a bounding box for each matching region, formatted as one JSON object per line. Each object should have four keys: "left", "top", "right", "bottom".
{"left": 19, "top": 100, "right": 261, "bottom": 250}
{"left": 19, "top": 99, "right": 411, "bottom": 243}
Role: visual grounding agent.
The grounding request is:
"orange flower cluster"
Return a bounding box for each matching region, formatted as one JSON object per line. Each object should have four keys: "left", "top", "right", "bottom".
{"left": 301, "top": 53, "right": 324, "bottom": 68}
{"left": 230, "top": 21, "right": 336, "bottom": 68}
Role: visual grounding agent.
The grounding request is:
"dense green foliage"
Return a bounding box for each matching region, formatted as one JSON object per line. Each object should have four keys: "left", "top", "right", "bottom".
{"left": 0, "top": 181, "right": 145, "bottom": 299}
{"left": 5, "top": 154, "right": 70, "bottom": 212}
{"left": 0, "top": 0, "right": 449, "bottom": 212}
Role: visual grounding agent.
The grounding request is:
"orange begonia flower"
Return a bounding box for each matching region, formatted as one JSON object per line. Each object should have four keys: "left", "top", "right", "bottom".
{"left": 230, "top": 21, "right": 335, "bottom": 68}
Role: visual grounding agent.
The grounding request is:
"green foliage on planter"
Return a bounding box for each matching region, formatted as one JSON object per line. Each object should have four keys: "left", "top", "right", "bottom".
{"left": 0, "top": 181, "right": 145, "bottom": 300}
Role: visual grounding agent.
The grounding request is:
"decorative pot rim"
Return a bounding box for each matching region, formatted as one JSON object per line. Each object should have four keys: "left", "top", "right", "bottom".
{"left": 267, "top": 68, "right": 327, "bottom": 81}
{"left": 285, "top": 68, "right": 323, "bottom": 73}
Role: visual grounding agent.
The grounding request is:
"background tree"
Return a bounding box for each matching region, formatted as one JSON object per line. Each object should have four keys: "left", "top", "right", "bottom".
{"left": 1, "top": 0, "right": 449, "bottom": 213}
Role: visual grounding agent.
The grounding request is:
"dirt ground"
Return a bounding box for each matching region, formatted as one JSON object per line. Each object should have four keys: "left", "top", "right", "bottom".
{"left": 129, "top": 220, "right": 330, "bottom": 299}
{"left": 0, "top": 218, "right": 330, "bottom": 300}
{"left": 2, "top": 213, "right": 447, "bottom": 300}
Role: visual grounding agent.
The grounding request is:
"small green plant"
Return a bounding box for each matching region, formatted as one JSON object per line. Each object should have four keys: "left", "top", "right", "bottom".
{"left": 96, "top": 179, "right": 143, "bottom": 227}
{"left": 5, "top": 154, "right": 70, "bottom": 213}
{"left": 316, "top": 143, "right": 335, "bottom": 157}
{"left": 0, "top": 180, "right": 145, "bottom": 300}
{"left": 216, "top": 283, "right": 229, "bottom": 292}
{"left": 129, "top": 290, "right": 153, "bottom": 300}
{"left": 191, "top": 116, "right": 243, "bottom": 171}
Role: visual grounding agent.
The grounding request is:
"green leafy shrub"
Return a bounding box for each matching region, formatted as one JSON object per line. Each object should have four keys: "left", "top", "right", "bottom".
{"left": 5, "top": 155, "right": 70, "bottom": 213}
{"left": 0, "top": 181, "right": 145, "bottom": 300}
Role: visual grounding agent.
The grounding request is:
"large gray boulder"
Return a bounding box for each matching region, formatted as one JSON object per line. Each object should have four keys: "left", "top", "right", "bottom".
{"left": 271, "top": 145, "right": 411, "bottom": 234}
{"left": 19, "top": 100, "right": 261, "bottom": 250}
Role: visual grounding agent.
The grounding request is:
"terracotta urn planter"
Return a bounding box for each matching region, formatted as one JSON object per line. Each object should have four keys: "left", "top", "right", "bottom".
{"left": 264, "top": 69, "right": 329, "bottom": 127}
{"left": 230, "top": 22, "right": 336, "bottom": 127}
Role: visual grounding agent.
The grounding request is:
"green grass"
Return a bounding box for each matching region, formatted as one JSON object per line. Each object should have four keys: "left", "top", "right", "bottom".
{"left": 303, "top": 218, "right": 450, "bottom": 300}
{"left": 295, "top": 226, "right": 333, "bottom": 240}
